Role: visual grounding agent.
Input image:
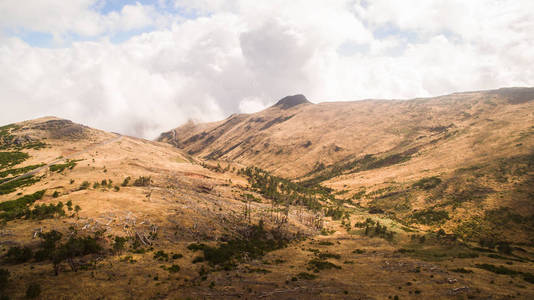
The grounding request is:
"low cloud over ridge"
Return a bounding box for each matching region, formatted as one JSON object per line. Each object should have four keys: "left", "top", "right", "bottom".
{"left": 0, "top": 0, "right": 533, "bottom": 138}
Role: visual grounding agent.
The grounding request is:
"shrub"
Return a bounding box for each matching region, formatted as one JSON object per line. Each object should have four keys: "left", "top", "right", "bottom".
{"left": 451, "top": 268, "right": 473, "bottom": 273}
{"left": 0, "top": 151, "right": 29, "bottom": 169}
{"left": 191, "top": 224, "right": 288, "bottom": 269}
{"left": 153, "top": 250, "right": 169, "bottom": 261}
{"left": 307, "top": 258, "right": 341, "bottom": 272}
{"left": 113, "top": 237, "right": 127, "bottom": 255}
{"left": 0, "top": 190, "right": 45, "bottom": 221}
{"left": 49, "top": 159, "right": 80, "bottom": 173}
{"left": 167, "top": 265, "right": 180, "bottom": 273}
{"left": 317, "top": 252, "right": 341, "bottom": 260}
{"left": 79, "top": 181, "right": 90, "bottom": 190}
{"left": 297, "top": 272, "right": 317, "bottom": 280}
{"left": 121, "top": 176, "right": 131, "bottom": 186}
{"left": 412, "top": 176, "right": 442, "bottom": 190}
{"left": 25, "top": 283, "right": 41, "bottom": 299}
{"left": 25, "top": 202, "right": 65, "bottom": 220}
{"left": 0, "top": 164, "right": 44, "bottom": 179}
{"left": 0, "top": 176, "right": 41, "bottom": 195}
{"left": 52, "top": 191, "right": 59, "bottom": 198}
{"left": 410, "top": 209, "right": 450, "bottom": 225}
{"left": 133, "top": 176, "right": 151, "bottom": 187}
{"left": 6, "top": 246, "right": 32, "bottom": 263}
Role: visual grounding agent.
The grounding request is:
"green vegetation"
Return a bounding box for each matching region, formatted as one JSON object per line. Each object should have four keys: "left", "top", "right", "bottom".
{"left": 0, "top": 190, "right": 45, "bottom": 220}
{"left": 35, "top": 230, "right": 103, "bottom": 275}
{"left": 475, "top": 263, "right": 534, "bottom": 283}
{"left": 0, "top": 175, "right": 41, "bottom": 195}
{"left": 153, "top": 250, "right": 169, "bottom": 261}
{"left": 166, "top": 265, "right": 180, "bottom": 273}
{"left": 355, "top": 218, "right": 395, "bottom": 241}
{"left": 410, "top": 209, "right": 450, "bottom": 225}
{"left": 239, "top": 167, "right": 331, "bottom": 211}
{"left": 369, "top": 190, "right": 411, "bottom": 212}
{"left": 297, "top": 272, "right": 317, "bottom": 280}
{"left": 243, "top": 193, "right": 261, "bottom": 203}
{"left": 302, "top": 148, "right": 418, "bottom": 186}
{"left": 307, "top": 258, "right": 341, "bottom": 272}
{"left": 0, "top": 163, "right": 44, "bottom": 179}
{"left": 0, "top": 151, "right": 29, "bottom": 169}
{"left": 121, "top": 176, "right": 131, "bottom": 186}
{"left": 25, "top": 202, "right": 66, "bottom": 220}
{"left": 18, "top": 141, "right": 47, "bottom": 150}
{"left": 451, "top": 268, "right": 473, "bottom": 273}
{"left": 112, "top": 236, "right": 128, "bottom": 255}
{"left": 0, "top": 124, "right": 20, "bottom": 149}
{"left": 187, "top": 223, "right": 288, "bottom": 270}
{"left": 5, "top": 246, "right": 33, "bottom": 263}
{"left": 79, "top": 181, "right": 90, "bottom": 190}
{"left": 412, "top": 176, "right": 442, "bottom": 190}
{"left": 49, "top": 159, "right": 81, "bottom": 173}
{"left": 133, "top": 176, "right": 151, "bottom": 186}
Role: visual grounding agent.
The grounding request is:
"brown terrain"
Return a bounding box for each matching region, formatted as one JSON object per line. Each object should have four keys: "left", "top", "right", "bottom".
{"left": 0, "top": 87, "right": 533, "bottom": 299}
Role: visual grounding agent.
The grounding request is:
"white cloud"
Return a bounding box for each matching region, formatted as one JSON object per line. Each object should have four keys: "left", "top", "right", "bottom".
{"left": 0, "top": 0, "right": 164, "bottom": 40}
{"left": 0, "top": 0, "right": 533, "bottom": 138}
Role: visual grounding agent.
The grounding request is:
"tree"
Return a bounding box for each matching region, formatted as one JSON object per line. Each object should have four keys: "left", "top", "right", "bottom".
{"left": 74, "top": 205, "right": 81, "bottom": 217}
{"left": 66, "top": 200, "right": 73, "bottom": 211}
{"left": 113, "top": 236, "right": 127, "bottom": 255}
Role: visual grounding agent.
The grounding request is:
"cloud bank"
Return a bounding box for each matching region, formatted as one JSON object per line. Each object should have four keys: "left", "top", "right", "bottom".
{"left": 0, "top": 0, "right": 533, "bottom": 138}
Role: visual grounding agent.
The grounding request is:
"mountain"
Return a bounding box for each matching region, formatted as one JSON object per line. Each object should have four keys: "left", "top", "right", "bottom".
{"left": 158, "top": 88, "right": 534, "bottom": 179}
{"left": 1, "top": 87, "right": 534, "bottom": 299}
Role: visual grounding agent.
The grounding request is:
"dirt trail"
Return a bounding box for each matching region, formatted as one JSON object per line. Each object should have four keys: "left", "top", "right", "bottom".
{"left": 0, "top": 134, "right": 122, "bottom": 186}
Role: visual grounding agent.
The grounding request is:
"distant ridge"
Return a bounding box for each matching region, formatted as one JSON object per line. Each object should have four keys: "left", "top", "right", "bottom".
{"left": 273, "top": 94, "right": 311, "bottom": 109}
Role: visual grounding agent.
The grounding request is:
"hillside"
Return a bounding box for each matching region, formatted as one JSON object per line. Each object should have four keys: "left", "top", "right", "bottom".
{"left": 0, "top": 89, "right": 533, "bottom": 299}
{"left": 160, "top": 88, "right": 534, "bottom": 240}
{"left": 159, "top": 89, "right": 534, "bottom": 179}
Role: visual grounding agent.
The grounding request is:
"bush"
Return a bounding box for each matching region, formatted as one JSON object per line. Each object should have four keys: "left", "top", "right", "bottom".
{"left": 5, "top": 246, "right": 32, "bottom": 263}
{"left": 190, "top": 224, "right": 288, "bottom": 269}
{"left": 0, "top": 190, "right": 45, "bottom": 221}
{"left": 113, "top": 237, "right": 127, "bottom": 255}
{"left": 25, "top": 283, "right": 41, "bottom": 299}
{"left": 153, "top": 250, "right": 169, "bottom": 261}
{"left": 167, "top": 265, "right": 180, "bottom": 273}
{"left": 25, "top": 202, "right": 65, "bottom": 220}
{"left": 451, "top": 268, "right": 473, "bottom": 273}
{"left": 49, "top": 159, "right": 79, "bottom": 173}
{"left": 0, "top": 176, "right": 41, "bottom": 195}
{"left": 133, "top": 176, "right": 151, "bottom": 187}
{"left": 412, "top": 176, "right": 442, "bottom": 190}
{"left": 410, "top": 209, "right": 450, "bottom": 225}
{"left": 307, "top": 258, "right": 341, "bottom": 272}
{"left": 0, "top": 151, "right": 29, "bottom": 169}
{"left": 121, "top": 176, "right": 131, "bottom": 186}
{"left": 79, "top": 181, "right": 90, "bottom": 190}
{"left": 297, "top": 272, "right": 317, "bottom": 280}
{"left": 52, "top": 191, "right": 59, "bottom": 198}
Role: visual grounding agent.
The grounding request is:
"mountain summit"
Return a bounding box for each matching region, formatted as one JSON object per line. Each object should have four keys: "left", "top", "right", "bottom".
{"left": 273, "top": 94, "right": 311, "bottom": 109}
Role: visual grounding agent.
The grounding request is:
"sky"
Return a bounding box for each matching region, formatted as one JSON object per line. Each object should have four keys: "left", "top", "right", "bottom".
{"left": 0, "top": 0, "right": 533, "bottom": 138}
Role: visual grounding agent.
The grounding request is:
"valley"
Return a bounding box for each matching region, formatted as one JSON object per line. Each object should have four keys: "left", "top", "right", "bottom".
{"left": 1, "top": 88, "right": 533, "bottom": 299}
